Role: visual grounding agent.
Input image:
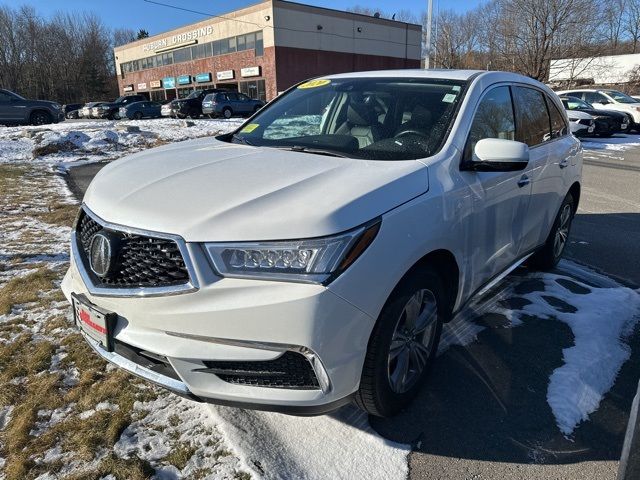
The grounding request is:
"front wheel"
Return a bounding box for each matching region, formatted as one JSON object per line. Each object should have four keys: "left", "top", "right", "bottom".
{"left": 355, "top": 267, "right": 445, "bottom": 417}
{"left": 528, "top": 192, "right": 575, "bottom": 271}
{"left": 133, "top": 111, "right": 143, "bottom": 120}
{"left": 30, "top": 111, "right": 51, "bottom": 126}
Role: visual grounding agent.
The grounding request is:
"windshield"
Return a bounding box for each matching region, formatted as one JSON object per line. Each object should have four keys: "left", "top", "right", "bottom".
{"left": 603, "top": 90, "right": 638, "bottom": 104}
{"left": 562, "top": 97, "right": 591, "bottom": 110}
{"left": 186, "top": 91, "right": 202, "bottom": 99}
{"left": 231, "top": 77, "right": 467, "bottom": 160}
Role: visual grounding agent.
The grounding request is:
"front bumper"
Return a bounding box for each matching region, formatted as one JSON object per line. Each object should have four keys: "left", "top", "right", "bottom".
{"left": 61, "top": 248, "right": 373, "bottom": 413}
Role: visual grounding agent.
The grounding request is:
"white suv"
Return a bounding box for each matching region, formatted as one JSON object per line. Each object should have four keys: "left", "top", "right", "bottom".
{"left": 556, "top": 88, "right": 640, "bottom": 130}
{"left": 62, "top": 70, "right": 582, "bottom": 416}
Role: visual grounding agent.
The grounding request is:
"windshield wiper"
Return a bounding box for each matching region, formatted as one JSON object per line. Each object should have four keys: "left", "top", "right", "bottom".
{"left": 231, "top": 134, "right": 254, "bottom": 146}
{"left": 276, "top": 145, "right": 351, "bottom": 158}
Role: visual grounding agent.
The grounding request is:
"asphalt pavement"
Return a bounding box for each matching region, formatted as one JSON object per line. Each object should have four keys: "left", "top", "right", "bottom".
{"left": 62, "top": 134, "right": 640, "bottom": 480}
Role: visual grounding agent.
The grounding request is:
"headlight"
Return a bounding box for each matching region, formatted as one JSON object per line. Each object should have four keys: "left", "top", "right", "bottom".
{"left": 52, "top": 103, "right": 61, "bottom": 110}
{"left": 204, "top": 221, "right": 380, "bottom": 284}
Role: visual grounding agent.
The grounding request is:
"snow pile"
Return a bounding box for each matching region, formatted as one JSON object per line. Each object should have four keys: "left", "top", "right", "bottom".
{"left": 0, "top": 117, "right": 243, "bottom": 165}
{"left": 515, "top": 266, "right": 640, "bottom": 435}
{"left": 209, "top": 405, "right": 409, "bottom": 480}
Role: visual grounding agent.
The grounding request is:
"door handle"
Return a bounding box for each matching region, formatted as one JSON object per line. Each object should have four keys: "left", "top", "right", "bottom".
{"left": 559, "top": 158, "right": 569, "bottom": 169}
{"left": 517, "top": 175, "right": 530, "bottom": 188}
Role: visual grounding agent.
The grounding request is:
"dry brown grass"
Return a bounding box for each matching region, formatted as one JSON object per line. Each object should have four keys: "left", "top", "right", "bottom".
{"left": 34, "top": 201, "right": 79, "bottom": 227}
{"left": 162, "top": 443, "right": 198, "bottom": 471}
{"left": 0, "top": 267, "right": 58, "bottom": 315}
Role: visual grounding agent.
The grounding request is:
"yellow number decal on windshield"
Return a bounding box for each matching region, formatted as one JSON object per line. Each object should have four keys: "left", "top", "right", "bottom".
{"left": 241, "top": 123, "right": 259, "bottom": 133}
{"left": 298, "top": 79, "right": 331, "bottom": 89}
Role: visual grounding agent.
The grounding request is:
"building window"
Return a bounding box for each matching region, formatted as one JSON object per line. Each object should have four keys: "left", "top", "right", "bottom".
{"left": 255, "top": 31, "right": 263, "bottom": 56}
{"left": 239, "top": 79, "right": 266, "bottom": 102}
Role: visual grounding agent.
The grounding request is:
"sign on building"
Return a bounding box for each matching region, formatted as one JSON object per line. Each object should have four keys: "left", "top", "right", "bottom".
{"left": 241, "top": 66, "right": 260, "bottom": 77}
{"left": 216, "top": 70, "right": 234, "bottom": 81}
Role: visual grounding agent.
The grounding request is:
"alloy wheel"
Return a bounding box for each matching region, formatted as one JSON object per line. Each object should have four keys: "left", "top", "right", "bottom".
{"left": 387, "top": 289, "right": 439, "bottom": 394}
{"left": 553, "top": 203, "right": 572, "bottom": 258}
{"left": 32, "top": 112, "right": 48, "bottom": 125}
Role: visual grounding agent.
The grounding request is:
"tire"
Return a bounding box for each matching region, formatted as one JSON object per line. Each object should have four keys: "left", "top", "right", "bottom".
{"left": 222, "top": 107, "right": 233, "bottom": 119}
{"left": 187, "top": 110, "right": 199, "bottom": 119}
{"left": 133, "top": 111, "right": 143, "bottom": 120}
{"left": 30, "top": 110, "right": 51, "bottom": 126}
{"left": 528, "top": 192, "right": 575, "bottom": 271}
{"left": 355, "top": 267, "right": 445, "bottom": 417}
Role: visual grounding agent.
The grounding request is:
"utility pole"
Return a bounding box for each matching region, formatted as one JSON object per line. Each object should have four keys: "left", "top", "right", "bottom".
{"left": 425, "top": 0, "right": 433, "bottom": 69}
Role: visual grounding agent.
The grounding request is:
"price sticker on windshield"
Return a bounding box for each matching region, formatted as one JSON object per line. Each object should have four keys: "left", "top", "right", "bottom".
{"left": 442, "top": 93, "right": 457, "bottom": 103}
{"left": 241, "top": 123, "right": 260, "bottom": 133}
{"left": 298, "top": 79, "right": 331, "bottom": 89}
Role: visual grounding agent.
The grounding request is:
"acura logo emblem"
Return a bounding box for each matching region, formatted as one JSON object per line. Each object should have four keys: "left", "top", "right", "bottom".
{"left": 89, "top": 232, "right": 115, "bottom": 277}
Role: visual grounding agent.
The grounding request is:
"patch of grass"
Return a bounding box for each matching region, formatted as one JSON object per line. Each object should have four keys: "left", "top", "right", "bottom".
{"left": 0, "top": 335, "right": 56, "bottom": 388}
{"left": 35, "top": 201, "right": 79, "bottom": 227}
{"left": 65, "top": 453, "right": 155, "bottom": 480}
{"left": 0, "top": 165, "right": 28, "bottom": 190}
{"left": 0, "top": 267, "right": 58, "bottom": 315}
{"left": 234, "top": 471, "right": 252, "bottom": 480}
{"left": 162, "top": 443, "right": 197, "bottom": 471}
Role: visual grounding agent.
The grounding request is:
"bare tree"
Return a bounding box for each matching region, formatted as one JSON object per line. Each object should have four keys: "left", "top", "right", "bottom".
{"left": 626, "top": 0, "right": 640, "bottom": 52}
{"left": 113, "top": 27, "right": 136, "bottom": 47}
{"left": 0, "top": 5, "right": 117, "bottom": 103}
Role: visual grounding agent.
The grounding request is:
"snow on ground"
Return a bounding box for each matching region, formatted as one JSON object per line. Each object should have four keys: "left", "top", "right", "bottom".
{"left": 581, "top": 133, "right": 640, "bottom": 152}
{"left": 1, "top": 119, "right": 639, "bottom": 478}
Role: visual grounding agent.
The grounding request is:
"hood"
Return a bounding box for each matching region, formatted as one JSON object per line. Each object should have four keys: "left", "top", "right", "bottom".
{"left": 567, "top": 110, "right": 593, "bottom": 121}
{"left": 84, "top": 137, "right": 429, "bottom": 242}
{"left": 595, "top": 109, "right": 628, "bottom": 120}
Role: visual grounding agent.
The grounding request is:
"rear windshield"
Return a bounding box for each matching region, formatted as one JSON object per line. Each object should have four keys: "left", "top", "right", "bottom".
{"left": 230, "top": 77, "right": 467, "bottom": 161}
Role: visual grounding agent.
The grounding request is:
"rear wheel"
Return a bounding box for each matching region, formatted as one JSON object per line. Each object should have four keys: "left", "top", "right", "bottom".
{"left": 222, "top": 107, "right": 233, "bottom": 119}
{"left": 355, "top": 267, "right": 445, "bottom": 417}
{"left": 528, "top": 192, "right": 575, "bottom": 271}
{"left": 30, "top": 110, "right": 51, "bottom": 126}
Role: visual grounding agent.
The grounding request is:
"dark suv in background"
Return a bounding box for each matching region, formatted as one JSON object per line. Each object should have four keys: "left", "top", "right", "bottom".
{"left": 162, "top": 89, "right": 222, "bottom": 118}
{"left": 0, "top": 89, "right": 64, "bottom": 125}
{"left": 94, "top": 94, "right": 147, "bottom": 120}
{"left": 202, "top": 91, "right": 265, "bottom": 118}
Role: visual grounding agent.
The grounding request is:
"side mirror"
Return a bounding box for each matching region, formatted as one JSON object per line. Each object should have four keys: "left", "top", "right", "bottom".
{"left": 597, "top": 99, "right": 610, "bottom": 105}
{"left": 464, "top": 138, "right": 529, "bottom": 172}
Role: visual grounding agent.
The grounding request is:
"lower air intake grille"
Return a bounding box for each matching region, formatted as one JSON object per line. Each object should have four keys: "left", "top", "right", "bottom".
{"left": 202, "top": 351, "right": 320, "bottom": 390}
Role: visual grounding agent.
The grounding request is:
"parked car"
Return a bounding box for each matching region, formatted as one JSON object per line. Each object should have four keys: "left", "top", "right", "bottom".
{"left": 556, "top": 88, "right": 640, "bottom": 131}
{"left": 80, "top": 102, "right": 106, "bottom": 119}
{"left": 163, "top": 89, "right": 222, "bottom": 118}
{"left": 62, "top": 70, "right": 582, "bottom": 417}
{"left": 202, "top": 92, "right": 265, "bottom": 118}
{"left": 119, "top": 101, "right": 162, "bottom": 120}
{"left": 94, "top": 94, "right": 147, "bottom": 120}
{"left": 559, "top": 95, "right": 628, "bottom": 136}
{"left": 566, "top": 108, "right": 595, "bottom": 137}
{"left": 0, "top": 88, "right": 64, "bottom": 125}
{"left": 63, "top": 103, "right": 83, "bottom": 119}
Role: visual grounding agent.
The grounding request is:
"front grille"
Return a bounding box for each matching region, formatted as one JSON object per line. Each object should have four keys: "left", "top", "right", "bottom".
{"left": 201, "top": 351, "right": 320, "bottom": 390}
{"left": 76, "top": 209, "right": 190, "bottom": 288}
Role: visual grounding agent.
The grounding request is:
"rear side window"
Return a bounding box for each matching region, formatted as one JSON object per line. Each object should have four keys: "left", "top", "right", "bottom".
{"left": 584, "top": 91, "right": 606, "bottom": 104}
{"left": 512, "top": 86, "right": 551, "bottom": 146}
{"left": 464, "top": 86, "right": 516, "bottom": 160}
{"left": 546, "top": 96, "right": 568, "bottom": 138}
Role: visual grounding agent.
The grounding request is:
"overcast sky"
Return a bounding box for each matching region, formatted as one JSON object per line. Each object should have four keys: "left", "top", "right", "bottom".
{"left": 2, "top": 0, "right": 482, "bottom": 35}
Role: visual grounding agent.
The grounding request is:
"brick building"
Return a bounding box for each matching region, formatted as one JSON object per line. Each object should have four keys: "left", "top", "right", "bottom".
{"left": 113, "top": 0, "right": 422, "bottom": 102}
